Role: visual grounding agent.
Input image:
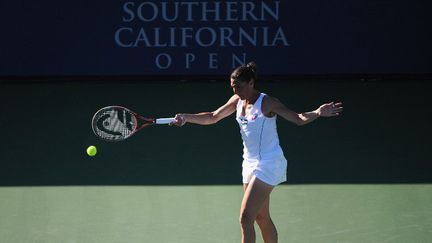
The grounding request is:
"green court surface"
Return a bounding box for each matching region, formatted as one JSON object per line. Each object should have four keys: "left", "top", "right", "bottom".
{"left": 1, "top": 184, "right": 431, "bottom": 243}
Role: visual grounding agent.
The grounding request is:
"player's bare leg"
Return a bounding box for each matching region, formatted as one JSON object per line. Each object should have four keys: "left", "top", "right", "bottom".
{"left": 240, "top": 176, "right": 274, "bottom": 243}
{"left": 243, "top": 181, "right": 278, "bottom": 243}
{"left": 255, "top": 197, "right": 278, "bottom": 243}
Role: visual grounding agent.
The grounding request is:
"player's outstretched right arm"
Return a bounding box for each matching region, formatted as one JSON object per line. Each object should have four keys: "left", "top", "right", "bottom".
{"left": 171, "top": 95, "right": 239, "bottom": 126}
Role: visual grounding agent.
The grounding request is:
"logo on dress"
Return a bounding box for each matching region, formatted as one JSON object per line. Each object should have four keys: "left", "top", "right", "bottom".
{"left": 251, "top": 113, "right": 258, "bottom": 121}
{"left": 240, "top": 117, "right": 248, "bottom": 125}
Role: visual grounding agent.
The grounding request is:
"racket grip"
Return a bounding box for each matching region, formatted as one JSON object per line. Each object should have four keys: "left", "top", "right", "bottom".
{"left": 155, "top": 117, "right": 176, "bottom": 124}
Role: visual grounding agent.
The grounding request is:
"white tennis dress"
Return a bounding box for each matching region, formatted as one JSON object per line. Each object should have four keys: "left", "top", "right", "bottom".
{"left": 236, "top": 93, "right": 287, "bottom": 186}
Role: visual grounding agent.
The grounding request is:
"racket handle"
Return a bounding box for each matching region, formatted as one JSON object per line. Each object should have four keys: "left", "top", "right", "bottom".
{"left": 155, "top": 117, "right": 176, "bottom": 124}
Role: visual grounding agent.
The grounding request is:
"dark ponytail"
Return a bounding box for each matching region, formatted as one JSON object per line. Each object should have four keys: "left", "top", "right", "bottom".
{"left": 230, "top": 61, "right": 258, "bottom": 84}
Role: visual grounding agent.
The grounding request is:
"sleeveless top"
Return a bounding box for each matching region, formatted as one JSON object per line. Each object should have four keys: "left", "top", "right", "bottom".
{"left": 235, "top": 93, "right": 284, "bottom": 161}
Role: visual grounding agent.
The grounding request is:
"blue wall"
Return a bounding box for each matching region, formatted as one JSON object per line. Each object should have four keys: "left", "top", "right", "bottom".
{"left": 1, "top": 0, "right": 431, "bottom": 76}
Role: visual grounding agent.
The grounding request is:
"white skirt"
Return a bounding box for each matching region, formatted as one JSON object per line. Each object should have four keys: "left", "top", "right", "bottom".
{"left": 242, "top": 155, "right": 287, "bottom": 186}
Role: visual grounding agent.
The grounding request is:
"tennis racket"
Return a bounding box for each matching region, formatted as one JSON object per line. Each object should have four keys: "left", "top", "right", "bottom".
{"left": 92, "top": 106, "right": 175, "bottom": 142}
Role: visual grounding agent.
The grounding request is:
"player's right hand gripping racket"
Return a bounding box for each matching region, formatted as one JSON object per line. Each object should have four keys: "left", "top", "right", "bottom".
{"left": 92, "top": 106, "right": 175, "bottom": 142}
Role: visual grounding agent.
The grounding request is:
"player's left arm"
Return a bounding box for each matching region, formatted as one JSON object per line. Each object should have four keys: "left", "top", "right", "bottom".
{"left": 262, "top": 96, "right": 343, "bottom": 126}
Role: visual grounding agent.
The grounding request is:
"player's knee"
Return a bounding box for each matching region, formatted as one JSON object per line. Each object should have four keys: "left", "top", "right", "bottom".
{"left": 255, "top": 213, "right": 270, "bottom": 225}
{"left": 239, "top": 210, "right": 254, "bottom": 227}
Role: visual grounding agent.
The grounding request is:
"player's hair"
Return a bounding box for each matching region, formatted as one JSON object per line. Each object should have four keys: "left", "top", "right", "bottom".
{"left": 230, "top": 61, "right": 258, "bottom": 84}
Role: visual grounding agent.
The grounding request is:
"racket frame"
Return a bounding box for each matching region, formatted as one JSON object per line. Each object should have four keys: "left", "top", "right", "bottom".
{"left": 92, "top": 105, "right": 175, "bottom": 142}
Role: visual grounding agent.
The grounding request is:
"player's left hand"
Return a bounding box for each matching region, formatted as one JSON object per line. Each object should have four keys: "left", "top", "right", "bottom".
{"left": 318, "top": 102, "right": 343, "bottom": 117}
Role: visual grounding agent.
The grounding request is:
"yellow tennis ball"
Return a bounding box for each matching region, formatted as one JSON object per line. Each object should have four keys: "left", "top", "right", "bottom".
{"left": 86, "top": 146, "right": 97, "bottom": 156}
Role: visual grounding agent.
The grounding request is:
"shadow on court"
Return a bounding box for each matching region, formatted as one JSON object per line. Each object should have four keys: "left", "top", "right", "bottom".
{"left": 1, "top": 80, "right": 431, "bottom": 186}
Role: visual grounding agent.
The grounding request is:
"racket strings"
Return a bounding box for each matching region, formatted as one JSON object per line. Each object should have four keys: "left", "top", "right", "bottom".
{"left": 93, "top": 109, "right": 136, "bottom": 141}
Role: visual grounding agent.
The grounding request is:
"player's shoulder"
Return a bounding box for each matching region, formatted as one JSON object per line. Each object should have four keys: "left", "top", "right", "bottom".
{"left": 262, "top": 94, "right": 283, "bottom": 116}
{"left": 228, "top": 94, "right": 241, "bottom": 103}
{"left": 262, "top": 94, "right": 281, "bottom": 106}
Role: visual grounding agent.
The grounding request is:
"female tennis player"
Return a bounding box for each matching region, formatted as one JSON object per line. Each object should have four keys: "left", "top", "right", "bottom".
{"left": 171, "top": 62, "right": 343, "bottom": 243}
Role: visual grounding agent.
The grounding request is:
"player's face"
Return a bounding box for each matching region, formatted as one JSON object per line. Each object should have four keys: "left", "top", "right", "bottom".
{"left": 230, "top": 78, "right": 248, "bottom": 99}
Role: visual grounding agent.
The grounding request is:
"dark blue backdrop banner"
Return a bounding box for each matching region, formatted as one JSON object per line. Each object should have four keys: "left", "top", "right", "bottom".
{"left": 1, "top": 0, "right": 431, "bottom": 76}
